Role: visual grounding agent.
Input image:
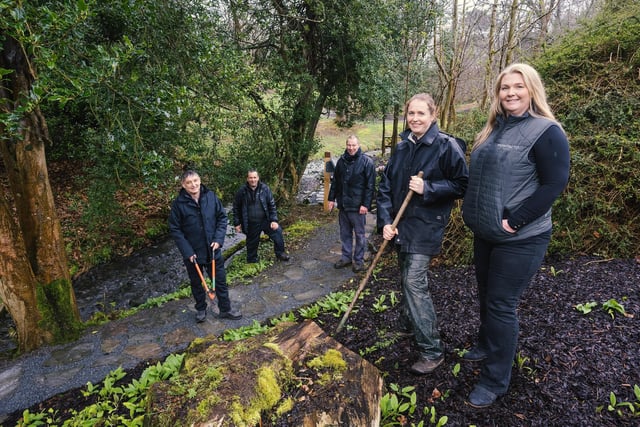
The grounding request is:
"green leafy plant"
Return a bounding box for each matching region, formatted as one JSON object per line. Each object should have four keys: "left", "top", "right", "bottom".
{"left": 316, "top": 290, "right": 357, "bottom": 317}
{"left": 451, "top": 363, "right": 461, "bottom": 378}
{"left": 423, "top": 405, "right": 448, "bottom": 426}
{"left": 18, "top": 354, "right": 185, "bottom": 426}
{"left": 549, "top": 266, "right": 564, "bottom": 277}
{"left": 380, "top": 383, "right": 417, "bottom": 425}
{"left": 86, "top": 284, "right": 192, "bottom": 326}
{"left": 389, "top": 291, "right": 399, "bottom": 306}
{"left": 602, "top": 298, "right": 629, "bottom": 319}
{"left": 372, "top": 294, "right": 390, "bottom": 313}
{"left": 574, "top": 301, "right": 598, "bottom": 314}
{"left": 373, "top": 291, "right": 400, "bottom": 313}
{"left": 359, "top": 330, "right": 398, "bottom": 357}
{"left": 454, "top": 348, "right": 467, "bottom": 358}
{"left": 270, "top": 311, "right": 297, "bottom": 325}
{"left": 298, "top": 290, "right": 362, "bottom": 320}
{"left": 600, "top": 385, "right": 640, "bottom": 418}
{"left": 17, "top": 408, "right": 58, "bottom": 427}
{"left": 221, "top": 319, "right": 271, "bottom": 341}
{"left": 298, "top": 303, "right": 321, "bottom": 319}
{"left": 514, "top": 351, "right": 531, "bottom": 372}
{"left": 226, "top": 257, "right": 271, "bottom": 284}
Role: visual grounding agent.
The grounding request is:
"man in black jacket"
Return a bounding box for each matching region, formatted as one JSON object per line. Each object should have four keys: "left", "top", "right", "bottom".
{"left": 328, "top": 135, "right": 376, "bottom": 272}
{"left": 233, "top": 170, "right": 290, "bottom": 263}
{"left": 169, "top": 170, "right": 242, "bottom": 323}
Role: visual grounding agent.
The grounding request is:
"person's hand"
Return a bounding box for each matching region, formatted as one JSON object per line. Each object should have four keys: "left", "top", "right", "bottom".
{"left": 359, "top": 206, "right": 368, "bottom": 215}
{"left": 382, "top": 224, "right": 398, "bottom": 241}
{"left": 270, "top": 221, "right": 279, "bottom": 230}
{"left": 502, "top": 219, "right": 516, "bottom": 234}
{"left": 328, "top": 201, "right": 335, "bottom": 211}
{"left": 409, "top": 175, "right": 425, "bottom": 195}
{"left": 189, "top": 254, "right": 197, "bottom": 263}
{"left": 235, "top": 225, "right": 242, "bottom": 233}
{"left": 210, "top": 242, "right": 220, "bottom": 251}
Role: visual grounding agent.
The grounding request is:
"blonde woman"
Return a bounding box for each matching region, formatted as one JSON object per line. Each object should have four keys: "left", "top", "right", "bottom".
{"left": 462, "top": 64, "right": 570, "bottom": 407}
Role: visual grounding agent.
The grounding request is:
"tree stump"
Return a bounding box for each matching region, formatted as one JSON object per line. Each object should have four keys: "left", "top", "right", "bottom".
{"left": 146, "top": 320, "right": 383, "bottom": 426}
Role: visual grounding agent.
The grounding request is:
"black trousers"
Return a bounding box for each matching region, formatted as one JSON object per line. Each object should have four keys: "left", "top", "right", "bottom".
{"left": 245, "top": 220, "right": 285, "bottom": 262}
{"left": 184, "top": 249, "right": 230, "bottom": 312}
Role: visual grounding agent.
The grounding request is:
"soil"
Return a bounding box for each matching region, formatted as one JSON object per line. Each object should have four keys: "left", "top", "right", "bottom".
{"left": 318, "top": 244, "right": 640, "bottom": 427}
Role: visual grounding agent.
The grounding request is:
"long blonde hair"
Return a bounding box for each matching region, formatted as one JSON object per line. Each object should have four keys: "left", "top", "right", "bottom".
{"left": 474, "top": 63, "right": 558, "bottom": 149}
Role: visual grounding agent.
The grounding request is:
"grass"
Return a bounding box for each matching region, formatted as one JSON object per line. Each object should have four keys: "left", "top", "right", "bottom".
{"left": 312, "top": 118, "right": 389, "bottom": 159}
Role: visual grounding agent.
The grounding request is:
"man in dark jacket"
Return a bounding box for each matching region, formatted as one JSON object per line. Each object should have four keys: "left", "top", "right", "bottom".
{"left": 233, "top": 169, "right": 290, "bottom": 263}
{"left": 169, "top": 170, "right": 242, "bottom": 323}
{"left": 378, "top": 93, "right": 468, "bottom": 375}
{"left": 328, "top": 135, "right": 376, "bottom": 272}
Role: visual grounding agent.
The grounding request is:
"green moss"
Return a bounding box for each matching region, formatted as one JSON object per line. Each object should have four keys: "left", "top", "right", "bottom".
{"left": 35, "top": 279, "right": 83, "bottom": 344}
{"left": 307, "top": 348, "right": 347, "bottom": 371}
{"left": 204, "top": 366, "right": 224, "bottom": 385}
{"left": 307, "top": 348, "right": 347, "bottom": 386}
{"left": 230, "top": 367, "right": 282, "bottom": 426}
{"left": 263, "top": 341, "right": 284, "bottom": 356}
{"left": 255, "top": 367, "right": 281, "bottom": 408}
{"left": 275, "top": 397, "right": 295, "bottom": 417}
{"left": 144, "top": 218, "right": 168, "bottom": 238}
{"left": 227, "top": 342, "right": 250, "bottom": 357}
{"left": 196, "top": 394, "right": 221, "bottom": 418}
{"left": 285, "top": 220, "right": 320, "bottom": 240}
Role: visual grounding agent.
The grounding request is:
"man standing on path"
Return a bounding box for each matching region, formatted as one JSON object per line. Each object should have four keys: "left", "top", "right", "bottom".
{"left": 328, "top": 135, "right": 376, "bottom": 272}
{"left": 233, "top": 169, "right": 290, "bottom": 263}
{"left": 169, "top": 169, "right": 242, "bottom": 323}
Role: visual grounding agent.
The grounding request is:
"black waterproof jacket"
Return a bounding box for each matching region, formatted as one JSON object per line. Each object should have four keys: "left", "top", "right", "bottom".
{"left": 232, "top": 181, "right": 278, "bottom": 234}
{"left": 377, "top": 123, "right": 469, "bottom": 255}
{"left": 168, "top": 185, "right": 227, "bottom": 262}
{"left": 328, "top": 148, "right": 376, "bottom": 212}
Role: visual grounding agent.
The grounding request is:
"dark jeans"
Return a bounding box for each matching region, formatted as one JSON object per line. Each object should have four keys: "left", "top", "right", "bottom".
{"left": 246, "top": 220, "right": 285, "bottom": 263}
{"left": 338, "top": 209, "right": 367, "bottom": 264}
{"left": 184, "top": 250, "right": 230, "bottom": 313}
{"left": 398, "top": 252, "right": 443, "bottom": 359}
{"left": 473, "top": 231, "right": 551, "bottom": 394}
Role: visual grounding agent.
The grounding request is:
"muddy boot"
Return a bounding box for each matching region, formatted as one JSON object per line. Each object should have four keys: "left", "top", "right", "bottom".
{"left": 409, "top": 356, "right": 444, "bottom": 375}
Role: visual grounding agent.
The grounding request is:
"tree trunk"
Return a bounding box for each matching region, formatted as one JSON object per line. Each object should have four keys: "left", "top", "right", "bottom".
{"left": 147, "top": 321, "right": 383, "bottom": 426}
{"left": 504, "top": 0, "right": 520, "bottom": 66}
{"left": 481, "top": 0, "right": 499, "bottom": 110}
{"left": 0, "top": 196, "right": 50, "bottom": 352}
{"left": 381, "top": 114, "right": 386, "bottom": 156}
{"left": 391, "top": 103, "right": 399, "bottom": 153}
{"left": 0, "top": 33, "right": 81, "bottom": 352}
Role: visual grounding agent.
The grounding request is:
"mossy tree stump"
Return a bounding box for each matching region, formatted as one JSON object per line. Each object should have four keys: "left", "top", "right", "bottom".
{"left": 146, "top": 320, "right": 383, "bottom": 426}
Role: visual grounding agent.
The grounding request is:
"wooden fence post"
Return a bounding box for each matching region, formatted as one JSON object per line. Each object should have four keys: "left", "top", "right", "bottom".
{"left": 323, "top": 151, "right": 331, "bottom": 211}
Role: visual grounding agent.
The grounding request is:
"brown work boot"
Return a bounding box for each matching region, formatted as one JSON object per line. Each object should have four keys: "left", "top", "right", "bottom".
{"left": 409, "top": 356, "right": 444, "bottom": 375}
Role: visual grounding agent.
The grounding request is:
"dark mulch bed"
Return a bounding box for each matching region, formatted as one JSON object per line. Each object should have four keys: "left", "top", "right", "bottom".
{"left": 4, "top": 247, "right": 639, "bottom": 426}
{"left": 307, "top": 247, "right": 639, "bottom": 426}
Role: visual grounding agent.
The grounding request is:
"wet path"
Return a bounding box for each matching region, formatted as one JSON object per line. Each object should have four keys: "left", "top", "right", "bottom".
{"left": 0, "top": 213, "right": 375, "bottom": 419}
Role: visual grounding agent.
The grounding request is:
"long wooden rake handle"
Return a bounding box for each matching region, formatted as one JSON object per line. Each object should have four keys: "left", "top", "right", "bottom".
{"left": 336, "top": 171, "right": 423, "bottom": 333}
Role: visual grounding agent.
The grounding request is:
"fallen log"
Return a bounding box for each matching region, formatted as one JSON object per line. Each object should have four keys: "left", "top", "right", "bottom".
{"left": 146, "top": 320, "right": 383, "bottom": 426}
